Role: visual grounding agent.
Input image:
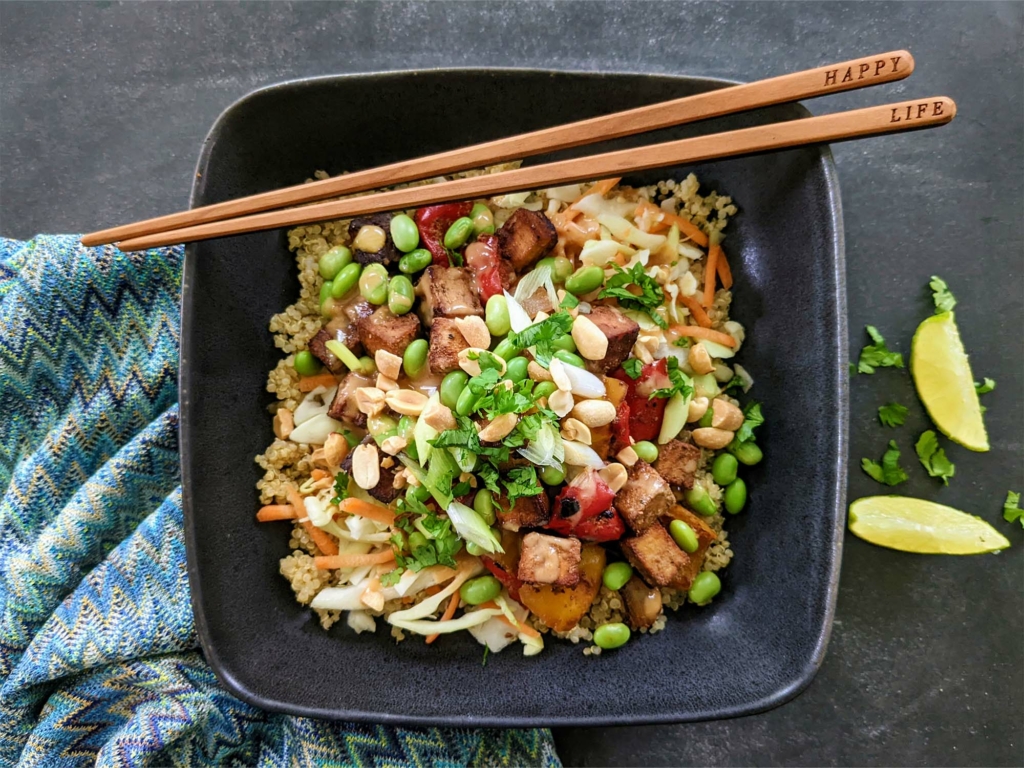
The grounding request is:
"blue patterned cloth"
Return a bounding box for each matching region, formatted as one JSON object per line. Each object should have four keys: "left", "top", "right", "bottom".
{"left": 0, "top": 236, "right": 560, "bottom": 767}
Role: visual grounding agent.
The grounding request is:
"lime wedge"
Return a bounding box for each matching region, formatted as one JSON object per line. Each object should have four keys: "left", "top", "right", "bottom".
{"left": 911, "top": 311, "right": 989, "bottom": 451}
{"left": 849, "top": 496, "right": 1010, "bottom": 554}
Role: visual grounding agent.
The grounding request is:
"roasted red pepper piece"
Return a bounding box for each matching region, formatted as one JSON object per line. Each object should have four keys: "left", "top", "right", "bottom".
{"left": 547, "top": 469, "right": 625, "bottom": 542}
{"left": 464, "top": 234, "right": 507, "bottom": 302}
{"left": 611, "top": 359, "right": 671, "bottom": 442}
{"left": 609, "top": 399, "right": 632, "bottom": 456}
{"left": 482, "top": 556, "right": 522, "bottom": 603}
{"left": 414, "top": 202, "right": 473, "bottom": 267}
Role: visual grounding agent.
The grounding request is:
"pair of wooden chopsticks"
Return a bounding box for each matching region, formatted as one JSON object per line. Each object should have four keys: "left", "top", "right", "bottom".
{"left": 85, "top": 50, "right": 955, "bottom": 252}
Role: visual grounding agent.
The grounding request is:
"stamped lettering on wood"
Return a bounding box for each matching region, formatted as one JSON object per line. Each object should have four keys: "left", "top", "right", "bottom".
{"left": 890, "top": 101, "right": 947, "bottom": 123}
{"left": 824, "top": 56, "right": 903, "bottom": 86}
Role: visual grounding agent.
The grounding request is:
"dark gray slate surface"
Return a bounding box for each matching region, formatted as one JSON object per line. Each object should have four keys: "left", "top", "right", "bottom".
{"left": 1, "top": 2, "right": 1021, "bottom": 765}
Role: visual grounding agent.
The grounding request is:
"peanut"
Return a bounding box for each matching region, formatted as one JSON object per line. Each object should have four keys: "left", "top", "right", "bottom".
{"left": 616, "top": 445, "right": 639, "bottom": 467}
{"left": 691, "top": 427, "right": 735, "bottom": 450}
{"left": 454, "top": 316, "right": 491, "bottom": 350}
{"left": 273, "top": 407, "right": 294, "bottom": 440}
{"left": 385, "top": 388, "right": 429, "bottom": 416}
{"left": 528, "top": 361, "right": 553, "bottom": 382}
{"left": 711, "top": 398, "right": 745, "bottom": 431}
{"left": 599, "top": 462, "right": 628, "bottom": 492}
{"left": 571, "top": 314, "right": 609, "bottom": 361}
{"left": 560, "top": 417, "right": 592, "bottom": 445}
{"left": 478, "top": 412, "right": 518, "bottom": 442}
{"left": 374, "top": 349, "right": 403, "bottom": 381}
{"left": 688, "top": 342, "right": 714, "bottom": 375}
{"left": 376, "top": 374, "right": 399, "bottom": 392}
{"left": 548, "top": 389, "right": 574, "bottom": 418}
{"left": 571, "top": 399, "right": 617, "bottom": 428}
{"left": 549, "top": 358, "right": 572, "bottom": 392}
{"left": 421, "top": 398, "right": 456, "bottom": 431}
{"left": 458, "top": 347, "right": 506, "bottom": 377}
{"left": 687, "top": 396, "right": 710, "bottom": 423}
{"left": 352, "top": 443, "right": 381, "bottom": 489}
{"left": 324, "top": 432, "right": 348, "bottom": 467}
{"left": 355, "top": 387, "right": 386, "bottom": 416}
{"left": 380, "top": 435, "right": 408, "bottom": 456}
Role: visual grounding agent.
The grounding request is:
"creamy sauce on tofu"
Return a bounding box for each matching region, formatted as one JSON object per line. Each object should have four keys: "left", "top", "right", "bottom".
{"left": 524, "top": 541, "right": 564, "bottom": 583}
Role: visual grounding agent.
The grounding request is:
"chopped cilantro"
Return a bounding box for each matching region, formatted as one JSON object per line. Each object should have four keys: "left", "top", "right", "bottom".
{"left": 857, "top": 326, "right": 904, "bottom": 374}
{"left": 598, "top": 262, "right": 667, "bottom": 328}
{"left": 622, "top": 358, "right": 643, "bottom": 380}
{"left": 452, "top": 480, "right": 473, "bottom": 498}
{"left": 508, "top": 312, "right": 573, "bottom": 367}
{"left": 504, "top": 465, "right": 543, "bottom": 508}
{"left": 477, "top": 378, "right": 534, "bottom": 418}
{"left": 1004, "top": 491, "right": 1023, "bottom": 528}
{"left": 560, "top": 292, "right": 580, "bottom": 309}
{"left": 731, "top": 401, "right": 764, "bottom": 445}
{"left": 649, "top": 357, "right": 694, "bottom": 400}
{"left": 929, "top": 275, "right": 957, "bottom": 313}
{"left": 330, "top": 470, "right": 351, "bottom": 505}
{"left": 391, "top": 509, "right": 463, "bottom": 578}
{"left": 861, "top": 440, "right": 908, "bottom": 486}
{"left": 482, "top": 646, "right": 490, "bottom": 667}
{"left": 878, "top": 402, "right": 909, "bottom": 428}
{"left": 915, "top": 430, "right": 955, "bottom": 485}
{"left": 722, "top": 374, "right": 746, "bottom": 393}
{"left": 476, "top": 462, "right": 501, "bottom": 495}
{"left": 380, "top": 568, "right": 403, "bottom": 587}
{"left": 975, "top": 378, "right": 996, "bottom": 395}
{"left": 674, "top": 337, "right": 692, "bottom": 349}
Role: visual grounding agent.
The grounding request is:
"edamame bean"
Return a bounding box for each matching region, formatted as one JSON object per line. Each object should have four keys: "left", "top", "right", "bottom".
{"left": 669, "top": 519, "right": 699, "bottom": 553}
{"left": 688, "top": 571, "right": 721, "bottom": 604}
{"left": 439, "top": 371, "right": 469, "bottom": 410}
{"left": 593, "top": 622, "right": 631, "bottom": 650}
{"left": 504, "top": 356, "right": 529, "bottom": 383}
{"left": 406, "top": 441, "right": 420, "bottom": 461}
{"left": 293, "top": 350, "right": 322, "bottom": 376}
{"left": 319, "top": 279, "right": 334, "bottom": 305}
{"left": 539, "top": 463, "right": 565, "bottom": 485}
{"left": 551, "top": 334, "right": 576, "bottom": 353}
{"left": 388, "top": 275, "right": 415, "bottom": 315}
{"left": 533, "top": 381, "right": 557, "bottom": 400}
{"left": 730, "top": 441, "right": 764, "bottom": 466}
{"left": 367, "top": 413, "right": 398, "bottom": 439}
{"left": 399, "top": 248, "right": 433, "bottom": 274}
{"left": 712, "top": 453, "right": 739, "bottom": 485}
{"left": 389, "top": 214, "right": 420, "bottom": 253}
{"left": 407, "top": 531, "right": 428, "bottom": 551}
{"left": 460, "top": 575, "right": 503, "bottom": 606}
{"left": 359, "top": 263, "right": 389, "bottom": 305}
{"left": 407, "top": 484, "right": 431, "bottom": 503}
{"left": 357, "top": 356, "right": 377, "bottom": 376}
{"left": 473, "top": 490, "right": 495, "bottom": 525}
{"left": 564, "top": 265, "right": 605, "bottom": 296}
{"left": 332, "top": 262, "right": 362, "bottom": 298}
{"left": 553, "top": 349, "right": 585, "bottom": 368}
{"left": 492, "top": 337, "right": 521, "bottom": 361}
{"left": 698, "top": 408, "right": 715, "bottom": 428}
{"left": 456, "top": 385, "right": 481, "bottom": 416}
{"left": 633, "top": 441, "right": 659, "bottom": 463}
{"left": 685, "top": 486, "right": 718, "bottom": 517}
{"left": 403, "top": 338, "right": 428, "bottom": 378}
{"left": 724, "top": 478, "right": 747, "bottom": 515}
{"left": 397, "top": 416, "right": 416, "bottom": 441}
{"left": 465, "top": 541, "right": 486, "bottom": 557}
{"left": 537, "top": 256, "right": 573, "bottom": 283}
{"left": 470, "top": 203, "right": 495, "bottom": 235}
{"left": 318, "top": 245, "right": 352, "bottom": 280}
{"left": 485, "top": 294, "right": 511, "bottom": 337}
{"left": 443, "top": 217, "right": 474, "bottom": 250}
{"left": 602, "top": 562, "right": 633, "bottom": 591}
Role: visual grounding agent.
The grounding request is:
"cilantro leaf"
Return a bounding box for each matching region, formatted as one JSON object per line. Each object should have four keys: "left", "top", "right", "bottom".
{"left": 503, "top": 465, "right": 543, "bottom": 508}
{"left": 598, "top": 262, "right": 667, "bottom": 328}
{"left": 857, "top": 326, "right": 904, "bottom": 374}
{"left": 622, "top": 358, "right": 643, "bottom": 380}
{"left": 878, "top": 402, "right": 909, "bottom": 428}
{"left": 722, "top": 374, "right": 746, "bottom": 393}
{"left": 861, "top": 440, "right": 909, "bottom": 486}
{"left": 915, "top": 430, "right": 955, "bottom": 485}
{"left": 508, "top": 313, "right": 573, "bottom": 367}
{"left": 560, "top": 292, "right": 580, "bottom": 309}
{"left": 481, "top": 646, "right": 490, "bottom": 667}
{"left": 1004, "top": 491, "right": 1023, "bottom": 528}
{"left": 452, "top": 480, "right": 473, "bottom": 498}
{"left": 929, "top": 275, "right": 957, "bottom": 313}
{"left": 380, "top": 568, "right": 403, "bottom": 587}
{"left": 649, "top": 357, "right": 694, "bottom": 400}
{"left": 330, "top": 470, "right": 351, "bottom": 505}
{"left": 731, "top": 401, "right": 764, "bottom": 445}
{"left": 476, "top": 462, "right": 501, "bottom": 495}
{"left": 975, "top": 378, "right": 996, "bottom": 395}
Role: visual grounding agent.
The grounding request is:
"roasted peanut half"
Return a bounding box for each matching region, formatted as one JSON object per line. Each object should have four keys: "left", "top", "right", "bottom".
{"left": 454, "top": 316, "right": 491, "bottom": 350}
{"left": 572, "top": 399, "right": 617, "bottom": 428}
{"left": 478, "top": 412, "right": 518, "bottom": 442}
{"left": 549, "top": 358, "right": 572, "bottom": 392}
{"left": 421, "top": 398, "right": 456, "bottom": 431}
{"left": 273, "top": 407, "right": 294, "bottom": 440}
{"left": 691, "top": 427, "right": 735, "bottom": 450}
{"left": 385, "top": 388, "right": 429, "bottom": 416}
{"left": 352, "top": 443, "right": 381, "bottom": 489}
{"left": 528, "top": 361, "right": 553, "bottom": 382}
{"left": 380, "top": 435, "right": 408, "bottom": 456}
{"left": 324, "top": 432, "right": 348, "bottom": 467}
{"left": 711, "top": 397, "right": 745, "bottom": 431}
{"left": 560, "top": 417, "right": 592, "bottom": 445}
{"left": 548, "top": 389, "right": 575, "bottom": 418}
{"left": 458, "top": 347, "right": 506, "bottom": 377}
{"left": 571, "top": 314, "right": 609, "bottom": 361}
{"left": 687, "top": 396, "right": 710, "bottom": 423}
{"left": 688, "top": 342, "right": 714, "bottom": 375}
{"left": 374, "top": 349, "right": 403, "bottom": 381}
{"left": 599, "top": 462, "right": 628, "bottom": 492}
{"left": 616, "top": 445, "right": 639, "bottom": 467}
{"left": 376, "top": 374, "right": 399, "bottom": 392}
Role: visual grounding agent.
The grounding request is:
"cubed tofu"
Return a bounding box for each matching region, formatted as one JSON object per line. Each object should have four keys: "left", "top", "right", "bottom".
{"left": 327, "top": 371, "right": 374, "bottom": 427}
{"left": 496, "top": 492, "right": 551, "bottom": 531}
{"left": 497, "top": 208, "right": 558, "bottom": 271}
{"left": 621, "top": 574, "right": 663, "bottom": 630}
{"left": 308, "top": 324, "right": 362, "bottom": 374}
{"left": 614, "top": 460, "right": 675, "bottom": 533}
{"left": 664, "top": 505, "right": 718, "bottom": 585}
{"left": 356, "top": 306, "right": 421, "bottom": 358}
{"left": 621, "top": 523, "right": 693, "bottom": 590}
{"left": 519, "top": 286, "right": 554, "bottom": 319}
{"left": 416, "top": 266, "right": 483, "bottom": 325}
{"left": 654, "top": 439, "right": 701, "bottom": 489}
{"left": 348, "top": 213, "right": 401, "bottom": 267}
{"left": 340, "top": 436, "right": 400, "bottom": 503}
{"left": 518, "top": 532, "right": 582, "bottom": 586}
{"left": 428, "top": 317, "right": 470, "bottom": 374}
{"left": 583, "top": 306, "right": 640, "bottom": 374}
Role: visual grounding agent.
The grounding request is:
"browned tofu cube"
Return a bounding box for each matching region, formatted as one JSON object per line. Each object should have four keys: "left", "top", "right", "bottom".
{"left": 348, "top": 213, "right": 401, "bottom": 268}
{"left": 339, "top": 436, "right": 399, "bottom": 503}
{"left": 621, "top": 523, "right": 693, "bottom": 590}
{"left": 654, "top": 439, "right": 701, "bottom": 489}
{"left": 496, "top": 492, "right": 551, "bottom": 531}
{"left": 497, "top": 208, "right": 558, "bottom": 271}
{"left": 308, "top": 325, "right": 362, "bottom": 374}
{"left": 518, "top": 286, "right": 554, "bottom": 319}
{"left": 518, "top": 532, "right": 581, "bottom": 586}
{"left": 416, "top": 266, "right": 483, "bottom": 325}
{"left": 583, "top": 306, "right": 640, "bottom": 374}
{"left": 327, "top": 371, "right": 374, "bottom": 427}
{"left": 621, "top": 574, "right": 664, "bottom": 629}
{"left": 665, "top": 505, "right": 718, "bottom": 584}
{"left": 614, "top": 460, "right": 675, "bottom": 533}
{"left": 427, "top": 317, "right": 470, "bottom": 374}
{"left": 356, "top": 306, "right": 421, "bottom": 358}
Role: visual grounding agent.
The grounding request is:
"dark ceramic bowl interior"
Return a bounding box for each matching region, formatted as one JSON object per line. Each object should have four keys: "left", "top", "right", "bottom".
{"left": 180, "top": 69, "right": 848, "bottom": 726}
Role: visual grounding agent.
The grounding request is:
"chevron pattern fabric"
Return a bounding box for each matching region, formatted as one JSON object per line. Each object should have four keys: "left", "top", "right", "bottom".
{"left": 0, "top": 236, "right": 561, "bottom": 767}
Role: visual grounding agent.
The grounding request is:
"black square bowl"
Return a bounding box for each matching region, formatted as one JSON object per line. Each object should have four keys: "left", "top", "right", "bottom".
{"left": 180, "top": 69, "right": 847, "bottom": 726}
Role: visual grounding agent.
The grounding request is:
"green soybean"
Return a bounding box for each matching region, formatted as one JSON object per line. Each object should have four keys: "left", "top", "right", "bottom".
{"left": 403, "top": 338, "right": 429, "bottom": 378}
{"left": 465, "top": 541, "right": 486, "bottom": 557}
{"left": 553, "top": 349, "right": 585, "bottom": 368}
{"left": 359, "top": 264, "right": 389, "bottom": 305}
{"left": 389, "top": 214, "right": 420, "bottom": 253}
{"left": 473, "top": 490, "right": 495, "bottom": 525}
{"left": 698, "top": 408, "right": 715, "bottom": 428}
{"left": 593, "top": 622, "right": 631, "bottom": 650}
{"left": 399, "top": 248, "right": 433, "bottom": 274}
{"left": 456, "top": 385, "right": 481, "bottom": 416}
{"left": 686, "top": 486, "right": 717, "bottom": 517}
{"left": 407, "top": 531, "right": 428, "bottom": 552}
{"left": 318, "top": 245, "right": 352, "bottom": 280}
{"left": 551, "top": 334, "right": 577, "bottom": 353}
{"left": 407, "top": 484, "right": 431, "bottom": 504}
{"left": 536, "top": 256, "right": 573, "bottom": 283}
{"left": 712, "top": 453, "right": 739, "bottom": 485}
{"left": 460, "top": 575, "right": 502, "bottom": 605}
{"left": 565, "top": 265, "right": 604, "bottom": 296}
{"left": 504, "top": 356, "right": 529, "bottom": 383}
{"left": 293, "top": 350, "right": 322, "bottom": 376}
{"left": 357, "top": 356, "right": 377, "bottom": 376}
{"left": 485, "top": 294, "right": 511, "bottom": 337}
{"left": 724, "top": 478, "right": 747, "bottom": 515}
{"left": 332, "top": 262, "right": 362, "bottom": 298}
{"left": 492, "top": 337, "right": 521, "bottom": 361}
{"left": 633, "top": 441, "right": 659, "bottom": 463}
{"left": 367, "top": 413, "right": 398, "bottom": 439}
{"left": 730, "top": 441, "right": 764, "bottom": 466}
{"left": 602, "top": 562, "right": 633, "bottom": 592}
{"left": 470, "top": 203, "right": 495, "bottom": 235}
{"left": 396, "top": 416, "right": 416, "bottom": 441}
{"left": 443, "top": 217, "right": 474, "bottom": 250}
{"left": 669, "top": 519, "right": 699, "bottom": 553}
{"left": 533, "top": 381, "right": 557, "bottom": 400}
{"left": 539, "top": 463, "right": 565, "bottom": 485}
{"left": 439, "top": 371, "right": 469, "bottom": 410}
{"left": 387, "top": 275, "right": 415, "bottom": 315}
{"left": 319, "top": 279, "right": 334, "bottom": 306}
{"left": 688, "top": 572, "right": 721, "bottom": 604}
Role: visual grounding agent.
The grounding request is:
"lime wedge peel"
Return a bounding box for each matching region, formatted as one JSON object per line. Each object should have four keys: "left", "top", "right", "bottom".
{"left": 910, "top": 311, "right": 989, "bottom": 452}
{"left": 849, "top": 496, "right": 1010, "bottom": 555}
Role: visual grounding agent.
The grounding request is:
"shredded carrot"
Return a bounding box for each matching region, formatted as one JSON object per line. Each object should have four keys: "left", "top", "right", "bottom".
{"left": 426, "top": 595, "right": 461, "bottom": 644}
{"left": 634, "top": 201, "right": 709, "bottom": 247}
{"left": 703, "top": 245, "right": 719, "bottom": 308}
{"left": 297, "top": 373, "right": 338, "bottom": 392}
{"left": 715, "top": 244, "right": 734, "bottom": 290}
{"left": 670, "top": 325, "right": 738, "bottom": 348}
{"left": 310, "top": 468, "right": 330, "bottom": 482}
{"left": 425, "top": 585, "right": 442, "bottom": 597}
{"left": 338, "top": 497, "right": 396, "bottom": 526}
{"left": 313, "top": 549, "right": 395, "bottom": 570}
{"left": 286, "top": 485, "right": 339, "bottom": 556}
{"left": 678, "top": 295, "right": 712, "bottom": 329}
{"left": 256, "top": 504, "right": 297, "bottom": 522}
{"left": 571, "top": 177, "right": 621, "bottom": 205}
{"left": 476, "top": 601, "right": 543, "bottom": 639}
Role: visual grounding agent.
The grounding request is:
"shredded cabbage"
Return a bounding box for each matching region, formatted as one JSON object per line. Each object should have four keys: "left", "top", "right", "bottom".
{"left": 504, "top": 290, "right": 532, "bottom": 333}
{"left": 543, "top": 184, "right": 582, "bottom": 202}
{"left": 699, "top": 339, "right": 735, "bottom": 360}
{"left": 347, "top": 611, "right": 376, "bottom": 634}
{"left": 578, "top": 239, "right": 622, "bottom": 268}
{"left": 513, "top": 264, "right": 557, "bottom": 312}
{"left": 310, "top": 581, "right": 371, "bottom": 611}
{"left": 293, "top": 385, "right": 337, "bottom": 426}
{"left": 596, "top": 214, "right": 667, "bottom": 251}
{"left": 733, "top": 364, "right": 755, "bottom": 393}
{"left": 390, "top": 608, "right": 502, "bottom": 636}
{"left": 388, "top": 561, "right": 483, "bottom": 623}
{"left": 447, "top": 502, "right": 504, "bottom": 554}
{"left": 468, "top": 615, "right": 520, "bottom": 652}
{"left": 572, "top": 193, "right": 636, "bottom": 219}
{"left": 288, "top": 413, "right": 345, "bottom": 445}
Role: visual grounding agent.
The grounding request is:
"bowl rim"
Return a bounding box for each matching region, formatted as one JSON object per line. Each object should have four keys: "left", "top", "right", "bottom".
{"left": 179, "top": 67, "right": 848, "bottom": 726}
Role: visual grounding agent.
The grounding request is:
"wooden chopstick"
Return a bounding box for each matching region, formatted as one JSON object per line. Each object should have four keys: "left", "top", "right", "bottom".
{"left": 83, "top": 50, "right": 914, "bottom": 247}
{"left": 117, "top": 97, "right": 955, "bottom": 252}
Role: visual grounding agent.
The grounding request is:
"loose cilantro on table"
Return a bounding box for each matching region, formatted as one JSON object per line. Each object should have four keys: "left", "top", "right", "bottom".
{"left": 598, "top": 262, "right": 667, "bottom": 329}
{"left": 929, "top": 275, "right": 957, "bottom": 313}
{"left": 878, "top": 402, "right": 909, "bottom": 428}
{"left": 857, "top": 326, "right": 904, "bottom": 374}
{"left": 508, "top": 312, "right": 574, "bottom": 367}
{"left": 330, "top": 470, "right": 351, "bottom": 505}
{"left": 622, "top": 358, "right": 643, "bottom": 380}
{"left": 861, "top": 440, "right": 909, "bottom": 486}
{"left": 975, "top": 377, "right": 996, "bottom": 395}
{"left": 1004, "top": 491, "right": 1023, "bottom": 528}
{"left": 915, "top": 430, "right": 955, "bottom": 485}
{"left": 649, "top": 357, "right": 694, "bottom": 400}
